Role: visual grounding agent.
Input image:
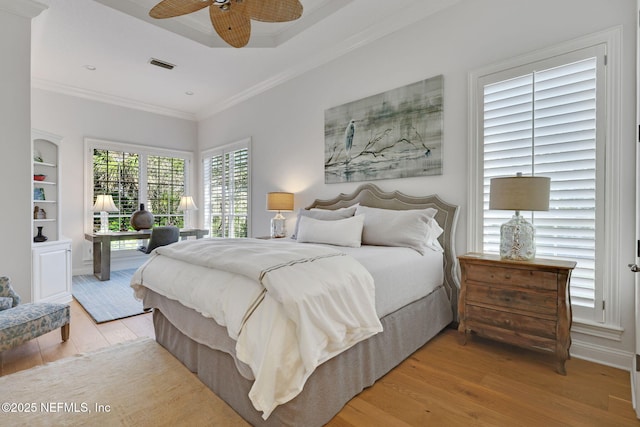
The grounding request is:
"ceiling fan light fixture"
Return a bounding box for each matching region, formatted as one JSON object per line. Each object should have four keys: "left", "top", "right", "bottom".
{"left": 149, "top": 0, "right": 303, "bottom": 48}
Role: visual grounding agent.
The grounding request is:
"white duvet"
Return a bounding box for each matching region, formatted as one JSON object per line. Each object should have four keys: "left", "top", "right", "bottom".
{"left": 131, "top": 238, "right": 383, "bottom": 419}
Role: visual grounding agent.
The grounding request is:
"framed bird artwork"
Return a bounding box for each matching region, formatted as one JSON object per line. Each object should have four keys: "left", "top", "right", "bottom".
{"left": 324, "top": 75, "right": 443, "bottom": 184}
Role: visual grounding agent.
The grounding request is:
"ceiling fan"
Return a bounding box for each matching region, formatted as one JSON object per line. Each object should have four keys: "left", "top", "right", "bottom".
{"left": 149, "top": 0, "right": 304, "bottom": 48}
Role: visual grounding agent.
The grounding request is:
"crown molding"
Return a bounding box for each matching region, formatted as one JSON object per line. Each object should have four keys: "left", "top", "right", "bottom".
{"left": 0, "top": 0, "right": 47, "bottom": 19}
{"left": 197, "top": 0, "right": 461, "bottom": 120}
{"left": 32, "top": 78, "right": 196, "bottom": 121}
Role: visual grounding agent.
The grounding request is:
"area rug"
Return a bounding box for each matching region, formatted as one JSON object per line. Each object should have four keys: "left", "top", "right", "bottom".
{"left": 72, "top": 269, "right": 146, "bottom": 323}
{"left": 0, "top": 338, "right": 248, "bottom": 426}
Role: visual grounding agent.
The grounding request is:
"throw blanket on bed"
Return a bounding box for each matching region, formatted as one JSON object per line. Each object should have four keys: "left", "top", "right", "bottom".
{"left": 131, "top": 238, "right": 382, "bottom": 419}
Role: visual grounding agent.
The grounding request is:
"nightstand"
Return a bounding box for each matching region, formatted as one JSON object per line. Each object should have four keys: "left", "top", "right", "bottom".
{"left": 458, "top": 253, "right": 576, "bottom": 375}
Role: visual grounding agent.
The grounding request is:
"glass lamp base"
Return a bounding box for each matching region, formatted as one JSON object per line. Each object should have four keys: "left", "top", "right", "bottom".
{"left": 270, "top": 214, "right": 286, "bottom": 238}
{"left": 500, "top": 214, "right": 536, "bottom": 260}
{"left": 99, "top": 211, "right": 110, "bottom": 234}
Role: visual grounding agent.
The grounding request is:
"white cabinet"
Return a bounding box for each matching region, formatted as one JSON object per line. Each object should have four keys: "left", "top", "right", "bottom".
{"left": 31, "top": 130, "right": 72, "bottom": 303}
{"left": 32, "top": 239, "right": 72, "bottom": 303}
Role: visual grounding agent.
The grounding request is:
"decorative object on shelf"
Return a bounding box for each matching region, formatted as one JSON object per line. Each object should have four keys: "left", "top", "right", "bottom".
{"left": 92, "top": 195, "right": 119, "bottom": 234}
{"left": 33, "top": 187, "right": 45, "bottom": 201}
{"left": 130, "top": 203, "right": 154, "bottom": 231}
{"left": 33, "top": 152, "right": 43, "bottom": 163}
{"left": 33, "top": 206, "right": 46, "bottom": 220}
{"left": 177, "top": 196, "right": 198, "bottom": 229}
{"left": 266, "top": 192, "right": 294, "bottom": 238}
{"left": 490, "top": 172, "right": 550, "bottom": 260}
{"left": 33, "top": 226, "right": 48, "bottom": 243}
{"left": 33, "top": 174, "right": 46, "bottom": 181}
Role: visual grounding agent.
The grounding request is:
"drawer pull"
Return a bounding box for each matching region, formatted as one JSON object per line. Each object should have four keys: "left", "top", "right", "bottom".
{"left": 504, "top": 273, "right": 511, "bottom": 279}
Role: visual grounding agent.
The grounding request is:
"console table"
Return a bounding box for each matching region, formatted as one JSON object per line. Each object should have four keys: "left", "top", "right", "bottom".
{"left": 84, "top": 229, "right": 209, "bottom": 281}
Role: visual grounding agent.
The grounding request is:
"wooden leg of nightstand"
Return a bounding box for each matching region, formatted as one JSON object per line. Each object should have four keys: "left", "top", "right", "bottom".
{"left": 556, "top": 340, "right": 569, "bottom": 375}
{"left": 557, "top": 360, "right": 567, "bottom": 376}
{"left": 457, "top": 326, "right": 468, "bottom": 345}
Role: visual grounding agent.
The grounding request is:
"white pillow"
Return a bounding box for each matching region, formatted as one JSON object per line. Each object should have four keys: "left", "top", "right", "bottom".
{"left": 292, "top": 205, "right": 358, "bottom": 239}
{"left": 296, "top": 214, "right": 364, "bottom": 248}
{"left": 355, "top": 205, "right": 442, "bottom": 254}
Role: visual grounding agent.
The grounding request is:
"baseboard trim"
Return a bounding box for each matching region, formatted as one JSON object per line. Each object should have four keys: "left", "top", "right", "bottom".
{"left": 73, "top": 258, "right": 145, "bottom": 278}
{"left": 571, "top": 337, "right": 633, "bottom": 372}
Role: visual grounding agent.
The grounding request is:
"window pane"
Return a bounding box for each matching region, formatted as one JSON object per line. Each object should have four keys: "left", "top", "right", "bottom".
{"left": 93, "top": 149, "right": 139, "bottom": 249}
{"left": 533, "top": 58, "right": 597, "bottom": 308}
{"left": 204, "top": 145, "right": 249, "bottom": 238}
{"left": 147, "top": 155, "right": 185, "bottom": 227}
{"left": 92, "top": 147, "right": 189, "bottom": 250}
{"left": 482, "top": 57, "right": 598, "bottom": 308}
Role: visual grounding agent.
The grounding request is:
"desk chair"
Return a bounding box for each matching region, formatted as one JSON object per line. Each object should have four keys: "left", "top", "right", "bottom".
{"left": 138, "top": 226, "right": 180, "bottom": 254}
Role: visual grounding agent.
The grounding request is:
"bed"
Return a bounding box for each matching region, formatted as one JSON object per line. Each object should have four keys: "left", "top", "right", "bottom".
{"left": 131, "top": 183, "right": 459, "bottom": 426}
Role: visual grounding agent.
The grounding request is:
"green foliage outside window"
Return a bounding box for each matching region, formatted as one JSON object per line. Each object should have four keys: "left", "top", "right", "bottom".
{"left": 93, "top": 148, "right": 189, "bottom": 249}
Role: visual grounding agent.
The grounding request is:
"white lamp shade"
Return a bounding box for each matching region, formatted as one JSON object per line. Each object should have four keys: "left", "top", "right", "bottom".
{"left": 178, "top": 195, "right": 198, "bottom": 211}
{"left": 490, "top": 175, "right": 550, "bottom": 212}
{"left": 266, "top": 192, "right": 294, "bottom": 212}
{"left": 92, "top": 194, "right": 118, "bottom": 212}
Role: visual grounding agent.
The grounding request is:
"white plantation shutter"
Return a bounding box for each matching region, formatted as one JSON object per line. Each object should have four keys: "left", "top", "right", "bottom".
{"left": 203, "top": 140, "right": 250, "bottom": 238}
{"left": 481, "top": 46, "right": 605, "bottom": 319}
{"left": 89, "top": 141, "right": 192, "bottom": 251}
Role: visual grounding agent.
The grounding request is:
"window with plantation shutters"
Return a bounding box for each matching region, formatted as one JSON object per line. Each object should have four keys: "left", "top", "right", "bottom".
{"left": 93, "top": 149, "right": 140, "bottom": 236}
{"left": 89, "top": 141, "right": 192, "bottom": 252}
{"left": 203, "top": 139, "right": 250, "bottom": 238}
{"left": 147, "top": 155, "right": 185, "bottom": 226}
{"left": 478, "top": 44, "right": 606, "bottom": 321}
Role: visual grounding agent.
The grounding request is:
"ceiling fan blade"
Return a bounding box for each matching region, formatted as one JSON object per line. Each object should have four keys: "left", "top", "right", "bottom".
{"left": 150, "top": 0, "right": 212, "bottom": 19}
{"left": 248, "top": 0, "right": 303, "bottom": 23}
{"left": 210, "top": 2, "right": 251, "bottom": 48}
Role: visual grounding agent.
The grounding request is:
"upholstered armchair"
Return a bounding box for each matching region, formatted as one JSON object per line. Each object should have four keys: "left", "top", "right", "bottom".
{"left": 0, "top": 276, "right": 21, "bottom": 310}
{"left": 0, "top": 276, "right": 70, "bottom": 352}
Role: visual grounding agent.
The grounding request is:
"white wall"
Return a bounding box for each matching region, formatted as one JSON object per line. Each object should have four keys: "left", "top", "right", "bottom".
{"left": 198, "top": 0, "right": 637, "bottom": 367}
{"left": 31, "top": 89, "right": 197, "bottom": 275}
{"left": 0, "top": 2, "right": 46, "bottom": 302}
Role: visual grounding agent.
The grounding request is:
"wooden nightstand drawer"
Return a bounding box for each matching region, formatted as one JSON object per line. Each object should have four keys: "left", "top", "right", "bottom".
{"left": 466, "top": 283, "right": 557, "bottom": 316}
{"left": 465, "top": 263, "right": 558, "bottom": 290}
{"left": 465, "top": 305, "right": 557, "bottom": 339}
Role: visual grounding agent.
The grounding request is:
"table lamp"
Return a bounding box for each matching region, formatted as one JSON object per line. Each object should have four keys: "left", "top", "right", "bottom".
{"left": 92, "top": 194, "right": 118, "bottom": 234}
{"left": 178, "top": 195, "right": 198, "bottom": 229}
{"left": 266, "top": 192, "right": 294, "bottom": 238}
{"left": 489, "top": 173, "right": 550, "bottom": 260}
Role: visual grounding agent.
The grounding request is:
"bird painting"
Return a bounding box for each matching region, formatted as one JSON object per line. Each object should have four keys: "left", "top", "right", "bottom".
{"left": 344, "top": 119, "right": 356, "bottom": 163}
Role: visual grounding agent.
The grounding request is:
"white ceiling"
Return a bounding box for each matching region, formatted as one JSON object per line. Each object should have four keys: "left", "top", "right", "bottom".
{"left": 31, "top": 0, "right": 460, "bottom": 121}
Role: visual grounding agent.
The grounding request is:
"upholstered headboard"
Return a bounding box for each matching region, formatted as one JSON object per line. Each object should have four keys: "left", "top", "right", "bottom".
{"left": 306, "top": 183, "right": 460, "bottom": 320}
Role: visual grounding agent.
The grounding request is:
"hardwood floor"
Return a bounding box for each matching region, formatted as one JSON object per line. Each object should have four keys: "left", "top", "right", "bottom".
{"left": 0, "top": 299, "right": 154, "bottom": 376}
{"left": 1, "top": 299, "right": 637, "bottom": 426}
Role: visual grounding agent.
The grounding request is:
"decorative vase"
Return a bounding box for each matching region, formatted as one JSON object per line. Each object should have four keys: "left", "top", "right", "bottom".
{"left": 130, "top": 203, "right": 154, "bottom": 230}
{"left": 33, "top": 226, "right": 48, "bottom": 243}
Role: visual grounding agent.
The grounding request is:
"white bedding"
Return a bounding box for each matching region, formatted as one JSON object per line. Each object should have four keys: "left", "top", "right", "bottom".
{"left": 131, "top": 238, "right": 382, "bottom": 419}
{"left": 301, "top": 243, "right": 444, "bottom": 318}
{"left": 131, "top": 238, "right": 444, "bottom": 419}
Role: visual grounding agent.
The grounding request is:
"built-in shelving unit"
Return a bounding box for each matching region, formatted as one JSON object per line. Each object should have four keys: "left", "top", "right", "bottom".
{"left": 31, "top": 130, "right": 71, "bottom": 303}
{"left": 32, "top": 134, "right": 60, "bottom": 242}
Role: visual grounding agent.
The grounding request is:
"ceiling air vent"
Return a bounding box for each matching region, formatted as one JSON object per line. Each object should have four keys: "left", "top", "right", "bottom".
{"left": 149, "top": 58, "right": 175, "bottom": 70}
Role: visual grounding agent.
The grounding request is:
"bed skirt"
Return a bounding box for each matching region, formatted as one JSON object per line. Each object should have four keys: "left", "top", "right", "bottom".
{"left": 147, "top": 285, "right": 453, "bottom": 426}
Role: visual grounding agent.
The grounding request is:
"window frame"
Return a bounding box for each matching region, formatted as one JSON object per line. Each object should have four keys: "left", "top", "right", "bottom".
{"left": 201, "top": 137, "right": 252, "bottom": 239}
{"left": 467, "top": 28, "right": 622, "bottom": 339}
{"left": 84, "top": 138, "right": 194, "bottom": 255}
